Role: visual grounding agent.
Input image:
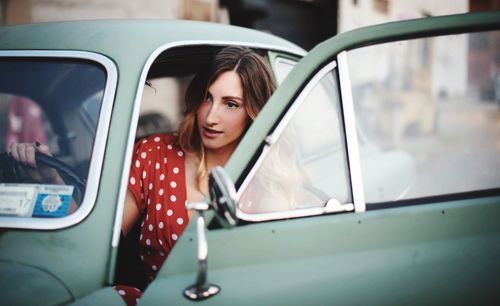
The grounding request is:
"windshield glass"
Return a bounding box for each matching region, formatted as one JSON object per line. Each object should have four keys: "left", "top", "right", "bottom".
{"left": 0, "top": 57, "right": 106, "bottom": 218}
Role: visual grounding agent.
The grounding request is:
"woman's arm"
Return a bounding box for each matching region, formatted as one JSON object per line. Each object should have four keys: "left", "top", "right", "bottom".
{"left": 121, "top": 189, "right": 140, "bottom": 236}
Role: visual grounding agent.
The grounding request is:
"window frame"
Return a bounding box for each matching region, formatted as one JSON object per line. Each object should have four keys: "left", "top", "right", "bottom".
{"left": 346, "top": 31, "right": 500, "bottom": 208}
{"left": 235, "top": 59, "right": 364, "bottom": 223}
{"left": 111, "top": 41, "right": 307, "bottom": 247}
{"left": 231, "top": 13, "right": 500, "bottom": 222}
{"left": 0, "top": 50, "right": 117, "bottom": 230}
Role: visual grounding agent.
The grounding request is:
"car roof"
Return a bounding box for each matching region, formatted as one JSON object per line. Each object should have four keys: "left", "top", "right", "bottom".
{"left": 0, "top": 19, "right": 306, "bottom": 58}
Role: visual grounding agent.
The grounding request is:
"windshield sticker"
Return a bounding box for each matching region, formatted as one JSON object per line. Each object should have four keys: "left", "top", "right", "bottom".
{"left": 0, "top": 184, "right": 74, "bottom": 218}
{"left": 0, "top": 184, "right": 38, "bottom": 217}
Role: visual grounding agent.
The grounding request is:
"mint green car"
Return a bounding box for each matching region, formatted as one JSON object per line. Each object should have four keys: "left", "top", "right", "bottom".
{"left": 1, "top": 11, "right": 500, "bottom": 306}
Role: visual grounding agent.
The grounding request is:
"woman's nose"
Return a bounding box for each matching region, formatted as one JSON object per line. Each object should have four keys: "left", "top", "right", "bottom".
{"left": 205, "top": 103, "right": 220, "bottom": 125}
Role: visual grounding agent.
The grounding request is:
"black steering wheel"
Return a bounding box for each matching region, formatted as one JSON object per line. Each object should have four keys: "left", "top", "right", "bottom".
{"left": 0, "top": 151, "right": 86, "bottom": 205}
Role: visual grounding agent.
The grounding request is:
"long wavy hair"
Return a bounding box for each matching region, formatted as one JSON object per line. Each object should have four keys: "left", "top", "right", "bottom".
{"left": 177, "top": 46, "right": 276, "bottom": 191}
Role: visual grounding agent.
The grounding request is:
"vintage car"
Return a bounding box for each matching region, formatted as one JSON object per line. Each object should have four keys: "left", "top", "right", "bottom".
{"left": 1, "top": 11, "right": 500, "bottom": 306}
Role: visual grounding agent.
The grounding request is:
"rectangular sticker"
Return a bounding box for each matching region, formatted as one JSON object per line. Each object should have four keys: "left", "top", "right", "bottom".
{"left": 0, "top": 184, "right": 38, "bottom": 217}
{"left": 32, "top": 185, "right": 74, "bottom": 217}
{"left": 0, "top": 183, "right": 74, "bottom": 218}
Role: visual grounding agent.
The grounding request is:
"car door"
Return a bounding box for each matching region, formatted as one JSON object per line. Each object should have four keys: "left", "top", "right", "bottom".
{"left": 140, "top": 11, "right": 500, "bottom": 306}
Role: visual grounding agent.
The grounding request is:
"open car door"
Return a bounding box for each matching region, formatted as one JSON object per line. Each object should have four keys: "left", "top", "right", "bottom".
{"left": 140, "top": 11, "right": 500, "bottom": 306}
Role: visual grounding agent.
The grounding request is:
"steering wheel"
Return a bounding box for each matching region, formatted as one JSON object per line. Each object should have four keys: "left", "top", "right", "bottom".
{"left": 0, "top": 151, "right": 86, "bottom": 205}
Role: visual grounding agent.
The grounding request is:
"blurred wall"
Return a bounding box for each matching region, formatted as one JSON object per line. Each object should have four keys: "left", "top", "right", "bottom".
{"left": 338, "top": 0, "right": 468, "bottom": 33}
{"left": 0, "top": 0, "right": 228, "bottom": 25}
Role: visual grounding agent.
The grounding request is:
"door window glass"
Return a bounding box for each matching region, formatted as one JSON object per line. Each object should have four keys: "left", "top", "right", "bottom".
{"left": 274, "top": 57, "right": 297, "bottom": 84}
{"left": 239, "top": 67, "right": 351, "bottom": 215}
{"left": 347, "top": 30, "right": 500, "bottom": 203}
{"left": 0, "top": 57, "right": 107, "bottom": 219}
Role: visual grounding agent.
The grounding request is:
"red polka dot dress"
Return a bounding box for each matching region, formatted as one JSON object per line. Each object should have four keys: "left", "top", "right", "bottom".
{"left": 129, "top": 133, "right": 188, "bottom": 280}
{"left": 116, "top": 133, "right": 189, "bottom": 305}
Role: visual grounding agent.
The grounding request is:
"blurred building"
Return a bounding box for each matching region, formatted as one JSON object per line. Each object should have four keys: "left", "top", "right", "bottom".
{"left": 338, "top": 0, "right": 468, "bottom": 33}
{"left": 0, "top": 0, "right": 227, "bottom": 25}
{"left": 220, "top": 0, "right": 338, "bottom": 50}
{"left": 1, "top": 0, "right": 498, "bottom": 50}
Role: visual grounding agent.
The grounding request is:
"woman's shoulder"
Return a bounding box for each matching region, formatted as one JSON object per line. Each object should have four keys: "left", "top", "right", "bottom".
{"left": 136, "top": 133, "right": 178, "bottom": 145}
{"left": 136, "top": 133, "right": 179, "bottom": 148}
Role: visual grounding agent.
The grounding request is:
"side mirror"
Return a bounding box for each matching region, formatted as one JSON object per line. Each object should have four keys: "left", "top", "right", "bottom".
{"left": 183, "top": 166, "right": 237, "bottom": 301}
{"left": 208, "top": 166, "right": 238, "bottom": 228}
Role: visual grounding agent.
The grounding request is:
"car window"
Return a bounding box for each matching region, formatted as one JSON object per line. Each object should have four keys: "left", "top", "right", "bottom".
{"left": 274, "top": 57, "right": 297, "bottom": 84}
{"left": 0, "top": 56, "right": 109, "bottom": 221}
{"left": 238, "top": 64, "right": 352, "bottom": 217}
{"left": 347, "top": 30, "right": 500, "bottom": 203}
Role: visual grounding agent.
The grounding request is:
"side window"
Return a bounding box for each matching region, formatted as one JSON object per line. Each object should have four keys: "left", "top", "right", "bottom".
{"left": 347, "top": 30, "right": 500, "bottom": 203}
{"left": 274, "top": 57, "right": 297, "bottom": 84}
{"left": 238, "top": 64, "right": 352, "bottom": 216}
{"left": 0, "top": 56, "right": 112, "bottom": 223}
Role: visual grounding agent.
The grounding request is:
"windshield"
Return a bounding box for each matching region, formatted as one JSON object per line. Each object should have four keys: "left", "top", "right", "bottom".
{"left": 0, "top": 57, "right": 106, "bottom": 219}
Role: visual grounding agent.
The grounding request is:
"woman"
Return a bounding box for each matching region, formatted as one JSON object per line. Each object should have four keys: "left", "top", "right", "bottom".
{"left": 115, "top": 46, "right": 276, "bottom": 305}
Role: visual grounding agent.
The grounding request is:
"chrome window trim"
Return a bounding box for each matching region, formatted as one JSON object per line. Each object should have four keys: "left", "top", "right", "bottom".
{"left": 235, "top": 60, "right": 356, "bottom": 223}
{"left": 112, "top": 40, "right": 306, "bottom": 247}
{"left": 0, "top": 50, "right": 117, "bottom": 230}
{"left": 238, "top": 202, "right": 355, "bottom": 223}
{"left": 337, "top": 51, "right": 366, "bottom": 213}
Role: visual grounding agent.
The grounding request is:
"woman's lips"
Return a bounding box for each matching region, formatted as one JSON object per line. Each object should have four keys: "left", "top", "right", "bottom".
{"left": 202, "top": 126, "right": 222, "bottom": 138}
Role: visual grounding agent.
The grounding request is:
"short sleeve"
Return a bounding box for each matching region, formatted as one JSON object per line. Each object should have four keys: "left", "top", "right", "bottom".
{"left": 128, "top": 139, "right": 151, "bottom": 213}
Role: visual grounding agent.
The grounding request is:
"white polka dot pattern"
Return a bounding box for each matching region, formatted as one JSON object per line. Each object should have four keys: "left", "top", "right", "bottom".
{"left": 127, "top": 134, "right": 189, "bottom": 284}
{"left": 114, "top": 285, "right": 142, "bottom": 305}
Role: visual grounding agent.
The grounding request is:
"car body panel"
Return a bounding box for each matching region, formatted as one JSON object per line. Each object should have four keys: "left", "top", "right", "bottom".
{"left": 0, "top": 261, "right": 72, "bottom": 305}
{"left": 141, "top": 195, "right": 500, "bottom": 305}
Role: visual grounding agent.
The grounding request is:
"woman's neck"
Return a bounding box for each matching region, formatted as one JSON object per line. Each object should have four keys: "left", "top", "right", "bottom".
{"left": 205, "top": 149, "right": 231, "bottom": 170}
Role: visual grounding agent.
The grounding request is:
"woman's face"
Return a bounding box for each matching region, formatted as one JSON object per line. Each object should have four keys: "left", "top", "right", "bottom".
{"left": 196, "top": 70, "right": 250, "bottom": 154}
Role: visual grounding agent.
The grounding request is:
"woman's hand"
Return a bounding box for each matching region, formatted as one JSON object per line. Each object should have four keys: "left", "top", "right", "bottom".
{"left": 7, "top": 142, "right": 63, "bottom": 184}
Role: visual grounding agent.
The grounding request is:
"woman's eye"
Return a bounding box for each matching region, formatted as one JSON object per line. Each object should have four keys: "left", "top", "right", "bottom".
{"left": 226, "top": 101, "right": 239, "bottom": 109}
{"left": 204, "top": 93, "right": 213, "bottom": 102}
